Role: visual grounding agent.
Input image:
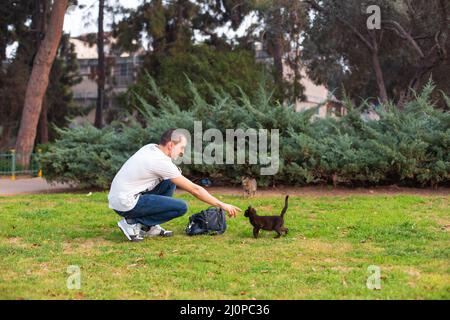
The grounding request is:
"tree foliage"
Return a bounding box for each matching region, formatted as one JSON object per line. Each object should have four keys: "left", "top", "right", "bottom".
{"left": 302, "top": 0, "right": 449, "bottom": 107}
{"left": 0, "top": 1, "right": 81, "bottom": 150}
{"left": 122, "top": 44, "right": 272, "bottom": 112}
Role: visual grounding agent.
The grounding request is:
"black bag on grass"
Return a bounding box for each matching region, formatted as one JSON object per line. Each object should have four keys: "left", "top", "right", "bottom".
{"left": 185, "top": 207, "right": 227, "bottom": 236}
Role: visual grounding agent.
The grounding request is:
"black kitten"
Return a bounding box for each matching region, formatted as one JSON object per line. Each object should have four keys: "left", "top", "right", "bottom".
{"left": 244, "top": 195, "right": 289, "bottom": 238}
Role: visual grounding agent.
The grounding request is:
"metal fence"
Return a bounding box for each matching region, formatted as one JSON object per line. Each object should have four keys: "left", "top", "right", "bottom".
{"left": 0, "top": 149, "right": 42, "bottom": 180}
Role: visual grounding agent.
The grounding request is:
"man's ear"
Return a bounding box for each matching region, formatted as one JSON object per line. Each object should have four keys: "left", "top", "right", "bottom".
{"left": 167, "top": 141, "right": 175, "bottom": 153}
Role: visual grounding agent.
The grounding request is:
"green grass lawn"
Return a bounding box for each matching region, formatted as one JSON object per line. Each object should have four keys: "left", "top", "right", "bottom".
{"left": 0, "top": 192, "right": 449, "bottom": 299}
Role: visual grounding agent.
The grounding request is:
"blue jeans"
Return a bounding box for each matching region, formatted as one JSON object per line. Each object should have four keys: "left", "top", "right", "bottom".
{"left": 114, "top": 179, "right": 188, "bottom": 227}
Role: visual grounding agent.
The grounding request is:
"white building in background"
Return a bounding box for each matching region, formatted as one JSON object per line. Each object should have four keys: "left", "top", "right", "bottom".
{"left": 69, "top": 33, "right": 144, "bottom": 125}
{"left": 254, "top": 41, "right": 344, "bottom": 118}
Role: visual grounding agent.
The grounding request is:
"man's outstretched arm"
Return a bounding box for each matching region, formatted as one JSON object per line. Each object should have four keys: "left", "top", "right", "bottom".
{"left": 171, "top": 176, "right": 241, "bottom": 217}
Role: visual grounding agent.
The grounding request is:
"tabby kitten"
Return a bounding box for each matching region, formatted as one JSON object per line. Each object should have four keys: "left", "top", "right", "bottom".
{"left": 242, "top": 176, "right": 257, "bottom": 197}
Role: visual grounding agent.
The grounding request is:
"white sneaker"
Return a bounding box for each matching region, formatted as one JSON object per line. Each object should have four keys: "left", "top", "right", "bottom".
{"left": 117, "top": 218, "right": 144, "bottom": 242}
{"left": 140, "top": 225, "right": 173, "bottom": 237}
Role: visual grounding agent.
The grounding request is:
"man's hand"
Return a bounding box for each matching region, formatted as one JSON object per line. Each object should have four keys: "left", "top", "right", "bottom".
{"left": 220, "top": 203, "right": 241, "bottom": 218}
{"left": 171, "top": 176, "right": 241, "bottom": 217}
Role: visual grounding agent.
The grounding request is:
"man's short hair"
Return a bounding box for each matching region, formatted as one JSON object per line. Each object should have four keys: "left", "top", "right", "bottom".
{"left": 159, "top": 128, "right": 186, "bottom": 146}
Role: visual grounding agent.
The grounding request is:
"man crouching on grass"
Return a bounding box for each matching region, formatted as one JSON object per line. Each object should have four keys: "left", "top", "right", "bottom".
{"left": 108, "top": 128, "right": 241, "bottom": 242}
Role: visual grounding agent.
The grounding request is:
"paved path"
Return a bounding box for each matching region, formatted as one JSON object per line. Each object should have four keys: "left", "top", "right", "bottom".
{"left": 1, "top": 177, "right": 448, "bottom": 197}
{"left": 0, "top": 177, "right": 75, "bottom": 196}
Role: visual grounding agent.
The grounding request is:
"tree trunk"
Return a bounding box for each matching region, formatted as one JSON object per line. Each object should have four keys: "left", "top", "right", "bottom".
{"left": 94, "top": 0, "right": 105, "bottom": 129}
{"left": 37, "top": 0, "right": 49, "bottom": 144}
{"left": 39, "top": 97, "right": 49, "bottom": 144}
{"left": 371, "top": 49, "right": 389, "bottom": 105}
{"left": 14, "top": 0, "right": 68, "bottom": 167}
{"left": 0, "top": 21, "right": 7, "bottom": 61}
{"left": 0, "top": 125, "right": 12, "bottom": 149}
{"left": 271, "top": 7, "right": 285, "bottom": 96}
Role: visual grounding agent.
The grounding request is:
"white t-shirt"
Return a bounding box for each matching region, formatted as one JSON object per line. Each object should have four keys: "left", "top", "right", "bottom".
{"left": 108, "top": 143, "right": 182, "bottom": 212}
